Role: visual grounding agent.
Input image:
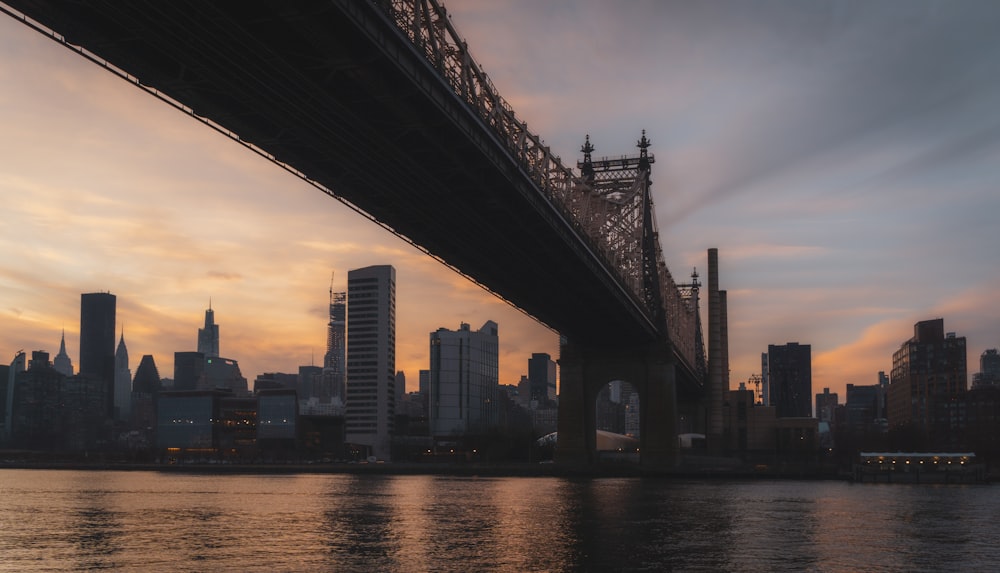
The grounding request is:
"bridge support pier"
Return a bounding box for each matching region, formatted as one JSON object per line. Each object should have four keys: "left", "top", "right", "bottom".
{"left": 556, "top": 338, "right": 678, "bottom": 469}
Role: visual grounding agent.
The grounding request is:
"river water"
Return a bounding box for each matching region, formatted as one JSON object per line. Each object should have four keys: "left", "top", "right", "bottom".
{"left": 0, "top": 469, "right": 997, "bottom": 572}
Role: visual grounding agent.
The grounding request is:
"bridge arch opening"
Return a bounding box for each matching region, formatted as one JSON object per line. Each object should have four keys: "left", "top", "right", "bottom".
{"left": 595, "top": 380, "right": 640, "bottom": 464}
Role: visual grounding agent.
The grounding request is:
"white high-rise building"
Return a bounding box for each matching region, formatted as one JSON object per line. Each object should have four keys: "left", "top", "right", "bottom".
{"left": 429, "top": 321, "right": 499, "bottom": 437}
{"left": 345, "top": 265, "right": 396, "bottom": 461}
{"left": 114, "top": 331, "right": 131, "bottom": 421}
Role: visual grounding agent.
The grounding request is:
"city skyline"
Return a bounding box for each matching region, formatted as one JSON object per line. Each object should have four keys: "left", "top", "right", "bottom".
{"left": 3, "top": 1, "right": 1000, "bottom": 399}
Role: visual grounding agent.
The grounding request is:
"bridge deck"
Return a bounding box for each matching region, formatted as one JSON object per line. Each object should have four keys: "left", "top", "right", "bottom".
{"left": 4, "top": 0, "right": 662, "bottom": 347}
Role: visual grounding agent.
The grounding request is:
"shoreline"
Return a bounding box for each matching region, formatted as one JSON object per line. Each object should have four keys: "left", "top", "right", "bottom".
{"left": 0, "top": 459, "right": 852, "bottom": 480}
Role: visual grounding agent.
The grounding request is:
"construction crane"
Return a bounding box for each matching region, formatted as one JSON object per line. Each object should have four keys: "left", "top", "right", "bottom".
{"left": 747, "top": 373, "right": 762, "bottom": 405}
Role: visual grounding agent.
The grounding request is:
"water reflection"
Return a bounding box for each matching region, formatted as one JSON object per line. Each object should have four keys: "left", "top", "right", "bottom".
{"left": 2, "top": 470, "right": 1000, "bottom": 572}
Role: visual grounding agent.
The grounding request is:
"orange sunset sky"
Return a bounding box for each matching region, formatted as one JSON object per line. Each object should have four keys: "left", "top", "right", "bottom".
{"left": 2, "top": 1, "right": 999, "bottom": 401}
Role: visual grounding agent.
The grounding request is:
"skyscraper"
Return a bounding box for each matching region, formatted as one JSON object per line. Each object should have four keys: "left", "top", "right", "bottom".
{"left": 528, "top": 352, "right": 557, "bottom": 404}
{"left": 53, "top": 330, "right": 73, "bottom": 377}
{"left": 766, "top": 342, "right": 812, "bottom": 418}
{"left": 323, "top": 279, "right": 346, "bottom": 403}
{"left": 345, "top": 265, "right": 396, "bottom": 460}
{"left": 429, "top": 321, "right": 499, "bottom": 437}
{"left": 197, "top": 302, "right": 220, "bottom": 357}
{"left": 114, "top": 331, "right": 131, "bottom": 421}
{"left": 80, "top": 292, "right": 116, "bottom": 417}
{"left": 888, "top": 318, "right": 966, "bottom": 434}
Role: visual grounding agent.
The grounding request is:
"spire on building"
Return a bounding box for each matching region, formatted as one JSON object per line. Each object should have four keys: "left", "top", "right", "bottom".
{"left": 197, "top": 301, "right": 220, "bottom": 357}
{"left": 53, "top": 329, "right": 74, "bottom": 377}
{"left": 114, "top": 328, "right": 132, "bottom": 421}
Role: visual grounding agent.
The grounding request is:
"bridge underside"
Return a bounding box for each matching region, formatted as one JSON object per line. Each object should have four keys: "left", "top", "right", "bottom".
{"left": 4, "top": 0, "right": 655, "bottom": 346}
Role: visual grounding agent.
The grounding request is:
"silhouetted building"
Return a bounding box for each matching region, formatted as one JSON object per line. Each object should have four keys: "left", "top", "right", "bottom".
{"left": 10, "top": 352, "right": 107, "bottom": 451}
{"left": 973, "top": 349, "right": 1000, "bottom": 388}
{"left": 345, "top": 264, "right": 396, "bottom": 461}
{"left": 888, "top": 318, "right": 966, "bottom": 436}
{"left": 197, "top": 303, "right": 220, "bottom": 357}
{"left": 53, "top": 330, "right": 73, "bottom": 377}
{"left": 767, "top": 342, "right": 812, "bottom": 418}
{"left": 816, "top": 387, "right": 838, "bottom": 423}
{"left": 113, "top": 332, "right": 131, "bottom": 422}
{"left": 80, "top": 292, "right": 116, "bottom": 416}
{"left": 3, "top": 351, "right": 26, "bottom": 439}
{"left": 253, "top": 372, "right": 298, "bottom": 393}
{"left": 130, "top": 354, "right": 161, "bottom": 437}
{"left": 528, "top": 352, "right": 557, "bottom": 404}
{"left": 200, "top": 356, "right": 248, "bottom": 395}
{"left": 845, "top": 382, "right": 886, "bottom": 437}
{"left": 298, "top": 365, "right": 323, "bottom": 400}
{"left": 173, "top": 351, "right": 205, "bottom": 391}
{"left": 429, "top": 321, "right": 499, "bottom": 437}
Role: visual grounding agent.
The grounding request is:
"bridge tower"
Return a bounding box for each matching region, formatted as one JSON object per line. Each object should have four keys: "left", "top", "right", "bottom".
{"left": 556, "top": 134, "right": 686, "bottom": 469}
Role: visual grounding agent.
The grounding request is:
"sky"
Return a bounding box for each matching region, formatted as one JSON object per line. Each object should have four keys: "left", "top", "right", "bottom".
{"left": 2, "top": 0, "right": 999, "bottom": 401}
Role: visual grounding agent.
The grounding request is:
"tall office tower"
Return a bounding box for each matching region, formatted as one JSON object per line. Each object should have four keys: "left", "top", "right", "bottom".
{"left": 528, "top": 352, "right": 557, "bottom": 403}
{"left": 80, "top": 292, "right": 116, "bottom": 417}
{"left": 113, "top": 332, "right": 131, "bottom": 421}
{"left": 197, "top": 302, "right": 220, "bottom": 357}
{"left": 345, "top": 265, "right": 396, "bottom": 460}
{"left": 131, "top": 354, "right": 161, "bottom": 434}
{"left": 815, "top": 387, "right": 838, "bottom": 423}
{"left": 53, "top": 330, "right": 74, "bottom": 377}
{"left": 760, "top": 352, "right": 770, "bottom": 406}
{"left": 888, "top": 318, "right": 966, "bottom": 433}
{"left": 767, "top": 342, "right": 812, "bottom": 418}
{"left": 429, "top": 321, "right": 499, "bottom": 437}
{"left": 323, "top": 280, "right": 347, "bottom": 403}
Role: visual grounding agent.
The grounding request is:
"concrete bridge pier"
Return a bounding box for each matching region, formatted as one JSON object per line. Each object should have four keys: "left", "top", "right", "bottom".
{"left": 556, "top": 338, "right": 678, "bottom": 469}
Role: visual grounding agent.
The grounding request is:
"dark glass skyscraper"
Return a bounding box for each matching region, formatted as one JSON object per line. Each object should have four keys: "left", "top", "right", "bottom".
{"left": 766, "top": 342, "right": 812, "bottom": 418}
{"left": 79, "top": 292, "right": 116, "bottom": 416}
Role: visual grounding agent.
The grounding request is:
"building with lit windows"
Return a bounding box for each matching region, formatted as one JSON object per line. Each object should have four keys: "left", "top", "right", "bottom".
{"left": 888, "top": 318, "right": 966, "bottom": 436}
{"left": 345, "top": 265, "right": 396, "bottom": 461}
{"left": 428, "top": 321, "right": 499, "bottom": 437}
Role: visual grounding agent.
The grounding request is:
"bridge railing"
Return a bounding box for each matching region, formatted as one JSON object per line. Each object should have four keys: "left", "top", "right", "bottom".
{"left": 380, "top": 0, "right": 702, "bottom": 373}
{"left": 381, "top": 1, "right": 644, "bottom": 292}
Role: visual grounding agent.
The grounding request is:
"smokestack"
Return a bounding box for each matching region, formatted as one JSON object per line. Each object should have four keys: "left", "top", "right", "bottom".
{"left": 707, "top": 248, "right": 723, "bottom": 452}
{"left": 720, "top": 289, "right": 729, "bottom": 394}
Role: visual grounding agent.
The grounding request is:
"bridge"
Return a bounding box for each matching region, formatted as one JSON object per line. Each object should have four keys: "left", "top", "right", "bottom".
{"left": 3, "top": 0, "right": 726, "bottom": 466}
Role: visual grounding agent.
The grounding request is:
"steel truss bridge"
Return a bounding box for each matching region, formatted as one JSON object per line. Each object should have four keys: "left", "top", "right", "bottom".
{"left": 4, "top": 0, "right": 711, "bottom": 462}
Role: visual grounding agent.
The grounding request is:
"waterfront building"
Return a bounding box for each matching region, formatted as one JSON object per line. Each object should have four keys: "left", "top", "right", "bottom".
{"left": 197, "top": 302, "right": 220, "bottom": 357}
{"left": 79, "top": 292, "right": 116, "bottom": 417}
{"left": 345, "top": 264, "right": 396, "bottom": 461}
{"left": 53, "top": 330, "right": 73, "bottom": 377}
{"left": 888, "top": 318, "right": 966, "bottom": 436}
{"left": 845, "top": 382, "right": 887, "bottom": 437}
{"left": 766, "top": 342, "right": 812, "bottom": 418}
{"left": 114, "top": 331, "right": 131, "bottom": 421}
{"left": 428, "top": 321, "right": 499, "bottom": 437}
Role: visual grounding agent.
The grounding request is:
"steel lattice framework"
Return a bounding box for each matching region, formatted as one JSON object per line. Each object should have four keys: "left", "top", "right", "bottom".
{"left": 380, "top": 0, "right": 702, "bottom": 373}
